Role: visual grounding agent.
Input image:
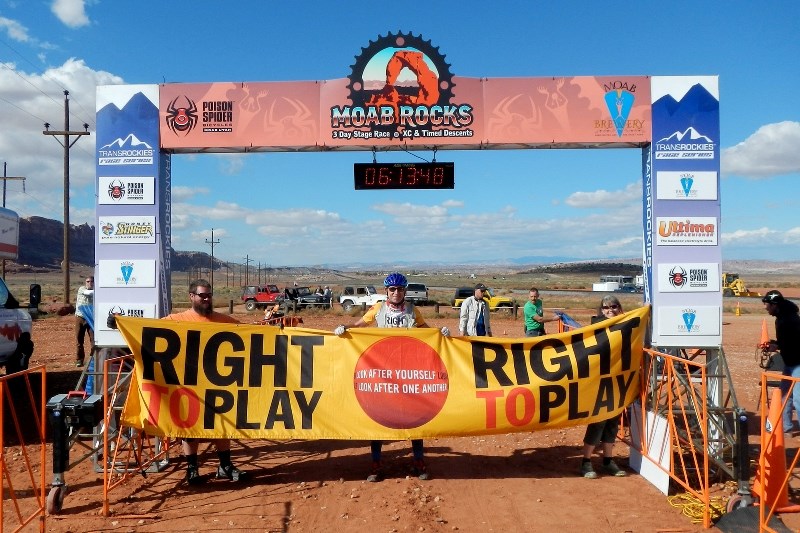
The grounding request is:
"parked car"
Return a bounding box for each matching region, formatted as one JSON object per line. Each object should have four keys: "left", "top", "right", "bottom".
{"left": 283, "top": 287, "right": 331, "bottom": 309}
{"left": 614, "top": 284, "right": 641, "bottom": 293}
{"left": 451, "top": 287, "right": 514, "bottom": 314}
{"left": 241, "top": 284, "right": 283, "bottom": 312}
{"left": 339, "top": 285, "right": 386, "bottom": 312}
{"left": 0, "top": 276, "right": 35, "bottom": 373}
{"left": 405, "top": 283, "right": 429, "bottom": 305}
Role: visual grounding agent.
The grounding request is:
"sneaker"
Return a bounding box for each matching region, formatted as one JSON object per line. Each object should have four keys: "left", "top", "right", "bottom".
{"left": 216, "top": 464, "right": 245, "bottom": 481}
{"left": 186, "top": 465, "right": 202, "bottom": 485}
{"left": 603, "top": 460, "right": 627, "bottom": 477}
{"left": 366, "top": 461, "right": 383, "bottom": 482}
{"left": 580, "top": 461, "right": 598, "bottom": 479}
{"left": 411, "top": 459, "right": 430, "bottom": 481}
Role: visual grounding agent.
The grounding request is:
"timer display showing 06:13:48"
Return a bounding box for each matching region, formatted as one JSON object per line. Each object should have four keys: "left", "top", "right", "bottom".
{"left": 353, "top": 162, "right": 455, "bottom": 190}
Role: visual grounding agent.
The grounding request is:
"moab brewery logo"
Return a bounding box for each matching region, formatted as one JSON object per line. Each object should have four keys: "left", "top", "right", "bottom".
{"left": 331, "top": 32, "right": 474, "bottom": 141}
{"left": 601, "top": 81, "right": 638, "bottom": 137}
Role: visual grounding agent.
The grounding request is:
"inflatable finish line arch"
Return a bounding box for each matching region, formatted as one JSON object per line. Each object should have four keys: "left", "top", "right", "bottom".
{"left": 93, "top": 32, "right": 721, "bottom": 351}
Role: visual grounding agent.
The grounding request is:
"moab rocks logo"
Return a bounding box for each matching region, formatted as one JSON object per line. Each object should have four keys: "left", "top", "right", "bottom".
{"left": 331, "top": 32, "right": 474, "bottom": 141}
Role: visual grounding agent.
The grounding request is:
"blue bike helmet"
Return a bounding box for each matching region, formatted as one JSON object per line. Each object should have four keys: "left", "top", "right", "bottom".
{"left": 384, "top": 272, "right": 408, "bottom": 288}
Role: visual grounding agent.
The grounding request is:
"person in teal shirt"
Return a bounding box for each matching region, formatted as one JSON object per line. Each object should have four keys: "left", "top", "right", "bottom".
{"left": 523, "top": 287, "right": 546, "bottom": 337}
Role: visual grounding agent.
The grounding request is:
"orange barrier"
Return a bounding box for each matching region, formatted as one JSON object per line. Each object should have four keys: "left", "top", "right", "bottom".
{"left": 757, "top": 372, "right": 800, "bottom": 531}
{"left": 624, "top": 348, "right": 730, "bottom": 529}
{"left": 99, "top": 353, "right": 172, "bottom": 517}
{"left": 0, "top": 365, "right": 47, "bottom": 533}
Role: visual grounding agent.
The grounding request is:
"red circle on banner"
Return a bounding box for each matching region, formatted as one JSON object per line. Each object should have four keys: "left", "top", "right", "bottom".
{"left": 353, "top": 336, "right": 449, "bottom": 429}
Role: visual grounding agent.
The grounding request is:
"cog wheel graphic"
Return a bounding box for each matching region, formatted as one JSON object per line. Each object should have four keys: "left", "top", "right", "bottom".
{"left": 347, "top": 31, "right": 455, "bottom": 136}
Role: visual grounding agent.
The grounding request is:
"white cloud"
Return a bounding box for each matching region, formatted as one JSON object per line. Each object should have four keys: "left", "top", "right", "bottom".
{"left": 0, "top": 16, "right": 31, "bottom": 42}
{"left": 51, "top": 0, "right": 90, "bottom": 28}
{"left": 171, "top": 186, "right": 209, "bottom": 202}
{"left": 722, "top": 121, "right": 800, "bottom": 178}
{"left": 564, "top": 181, "right": 641, "bottom": 208}
{"left": 215, "top": 153, "right": 246, "bottom": 175}
{"left": 0, "top": 59, "right": 123, "bottom": 220}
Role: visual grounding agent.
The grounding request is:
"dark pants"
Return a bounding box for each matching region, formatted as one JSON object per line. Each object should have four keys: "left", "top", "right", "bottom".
{"left": 525, "top": 328, "right": 545, "bottom": 337}
{"left": 75, "top": 316, "right": 94, "bottom": 363}
{"left": 370, "top": 439, "right": 424, "bottom": 462}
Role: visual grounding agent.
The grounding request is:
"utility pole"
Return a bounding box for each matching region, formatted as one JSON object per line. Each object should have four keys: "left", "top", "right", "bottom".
{"left": 205, "top": 228, "right": 220, "bottom": 288}
{"left": 1, "top": 163, "right": 26, "bottom": 278}
{"left": 43, "top": 90, "right": 90, "bottom": 303}
{"left": 244, "top": 255, "right": 253, "bottom": 286}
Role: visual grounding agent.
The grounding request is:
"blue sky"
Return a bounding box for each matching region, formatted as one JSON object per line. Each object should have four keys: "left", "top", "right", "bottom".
{"left": 1, "top": 1, "right": 799, "bottom": 267}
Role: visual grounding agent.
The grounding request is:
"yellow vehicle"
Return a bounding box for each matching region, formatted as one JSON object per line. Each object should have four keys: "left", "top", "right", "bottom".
{"left": 721, "top": 272, "right": 761, "bottom": 297}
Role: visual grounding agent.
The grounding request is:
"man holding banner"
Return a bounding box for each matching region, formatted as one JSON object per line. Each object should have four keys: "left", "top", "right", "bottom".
{"left": 164, "top": 279, "right": 246, "bottom": 485}
{"left": 335, "top": 272, "right": 450, "bottom": 482}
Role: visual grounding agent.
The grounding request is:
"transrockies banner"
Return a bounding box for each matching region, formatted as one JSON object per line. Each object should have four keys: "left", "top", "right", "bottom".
{"left": 116, "top": 306, "right": 649, "bottom": 439}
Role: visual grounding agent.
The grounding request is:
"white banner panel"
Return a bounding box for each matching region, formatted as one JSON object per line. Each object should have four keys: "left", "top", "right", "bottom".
{"left": 95, "top": 302, "right": 157, "bottom": 333}
{"left": 656, "top": 171, "right": 717, "bottom": 200}
{"left": 98, "top": 216, "right": 156, "bottom": 244}
{"left": 656, "top": 216, "right": 717, "bottom": 246}
{"left": 656, "top": 305, "right": 720, "bottom": 336}
{"left": 656, "top": 263, "right": 720, "bottom": 293}
{"left": 98, "top": 259, "right": 157, "bottom": 288}
{"left": 98, "top": 176, "right": 155, "bottom": 205}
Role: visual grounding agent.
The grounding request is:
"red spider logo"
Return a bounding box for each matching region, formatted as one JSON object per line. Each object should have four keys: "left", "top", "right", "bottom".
{"left": 165, "top": 96, "right": 197, "bottom": 135}
{"left": 668, "top": 266, "right": 687, "bottom": 288}
{"left": 108, "top": 179, "right": 125, "bottom": 200}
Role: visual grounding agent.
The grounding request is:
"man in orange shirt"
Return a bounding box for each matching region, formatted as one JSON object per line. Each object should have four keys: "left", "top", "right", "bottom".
{"left": 163, "top": 279, "right": 245, "bottom": 485}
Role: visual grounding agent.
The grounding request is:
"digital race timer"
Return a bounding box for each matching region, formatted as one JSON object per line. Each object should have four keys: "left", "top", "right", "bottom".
{"left": 354, "top": 162, "right": 455, "bottom": 190}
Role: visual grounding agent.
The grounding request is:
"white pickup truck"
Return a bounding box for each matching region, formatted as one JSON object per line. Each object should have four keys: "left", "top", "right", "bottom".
{"left": 0, "top": 276, "right": 34, "bottom": 373}
{"left": 339, "top": 285, "right": 386, "bottom": 312}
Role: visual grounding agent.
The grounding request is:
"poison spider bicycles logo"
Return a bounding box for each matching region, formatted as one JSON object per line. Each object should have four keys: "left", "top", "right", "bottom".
{"left": 108, "top": 180, "right": 125, "bottom": 201}
{"left": 347, "top": 32, "right": 455, "bottom": 135}
{"left": 165, "top": 96, "right": 198, "bottom": 135}
{"left": 668, "top": 266, "right": 687, "bottom": 288}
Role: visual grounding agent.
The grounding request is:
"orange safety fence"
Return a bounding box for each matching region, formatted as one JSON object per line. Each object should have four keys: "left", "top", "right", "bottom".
{"left": 627, "top": 348, "right": 717, "bottom": 528}
{"left": 99, "top": 353, "right": 172, "bottom": 517}
{"left": 757, "top": 371, "right": 800, "bottom": 532}
{"left": 0, "top": 365, "right": 47, "bottom": 533}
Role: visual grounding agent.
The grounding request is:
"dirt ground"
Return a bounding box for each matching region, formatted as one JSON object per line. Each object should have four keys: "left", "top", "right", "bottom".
{"left": 3, "top": 294, "right": 799, "bottom": 533}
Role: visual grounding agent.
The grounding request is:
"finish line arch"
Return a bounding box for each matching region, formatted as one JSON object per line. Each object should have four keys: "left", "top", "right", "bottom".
{"left": 93, "top": 33, "right": 721, "bottom": 351}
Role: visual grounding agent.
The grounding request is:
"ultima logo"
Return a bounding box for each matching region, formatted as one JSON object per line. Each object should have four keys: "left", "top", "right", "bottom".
{"left": 658, "top": 220, "right": 715, "bottom": 237}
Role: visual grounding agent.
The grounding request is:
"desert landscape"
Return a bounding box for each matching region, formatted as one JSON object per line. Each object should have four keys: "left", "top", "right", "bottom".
{"left": 2, "top": 268, "right": 800, "bottom": 532}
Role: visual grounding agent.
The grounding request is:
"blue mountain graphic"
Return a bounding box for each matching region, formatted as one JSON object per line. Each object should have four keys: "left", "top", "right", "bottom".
{"left": 96, "top": 92, "right": 159, "bottom": 149}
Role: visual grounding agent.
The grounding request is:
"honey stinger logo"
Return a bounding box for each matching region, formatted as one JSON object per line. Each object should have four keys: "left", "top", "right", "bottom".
{"left": 331, "top": 32, "right": 474, "bottom": 141}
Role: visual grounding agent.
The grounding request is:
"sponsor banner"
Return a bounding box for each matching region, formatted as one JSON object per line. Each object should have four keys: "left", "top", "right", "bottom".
{"left": 98, "top": 259, "right": 157, "bottom": 288}
{"left": 98, "top": 176, "right": 155, "bottom": 205}
{"left": 651, "top": 76, "right": 719, "bottom": 163}
{"left": 98, "top": 216, "right": 156, "bottom": 244}
{"left": 0, "top": 207, "right": 19, "bottom": 260}
{"left": 96, "top": 86, "right": 159, "bottom": 169}
{"left": 655, "top": 171, "right": 717, "bottom": 200}
{"left": 656, "top": 216, "right": 717, "bottom": 246}
{"left": 160, "top": 33, "right": 650, "bottom": 150}
{"left": 116, "top": 307, "right": 649, "bottom": 439}
{"left": 657, "top": 263, "right": 720, "bottom": 292}
{"left": 657, "top": 306, "right": 720, "bottom": 336}
{"left": 96, "top": 303, "right": 157, "bottom": 332}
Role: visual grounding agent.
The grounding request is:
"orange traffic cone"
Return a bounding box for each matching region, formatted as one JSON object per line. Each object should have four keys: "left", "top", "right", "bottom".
{"left": 752, "top": 388, "right": 788, "bottom": 508}
{"left": 736, "top": 301, "right": 741, "bottom": 316}
{"left": 760, "top": 318, "right": 771, "bottom": 349}
{"left": 752, "top": 388, "right": 800, "bottom": 511}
